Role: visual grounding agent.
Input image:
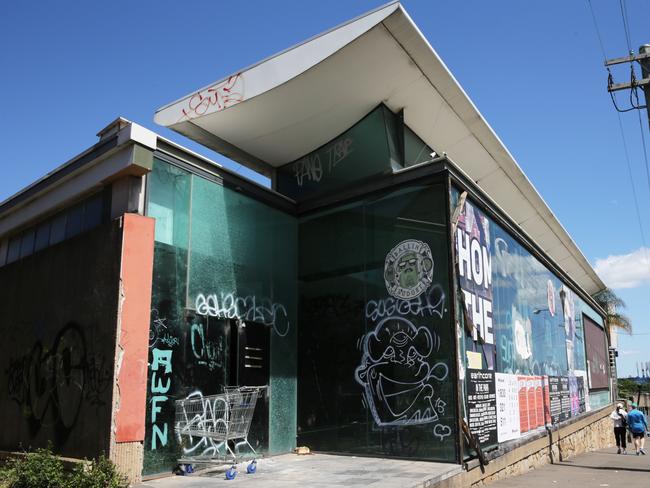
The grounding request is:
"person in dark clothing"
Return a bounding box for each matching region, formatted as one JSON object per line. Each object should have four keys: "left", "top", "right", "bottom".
{"left": 610, "top": 403, "right": 628, "bottom": 454}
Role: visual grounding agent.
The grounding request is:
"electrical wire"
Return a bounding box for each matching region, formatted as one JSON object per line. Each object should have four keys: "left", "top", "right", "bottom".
{"left": 586, "top": 0, "right": 650, "bottom": 272}
{"left": 619, "top": 0, "right": 633, "bottom": 54}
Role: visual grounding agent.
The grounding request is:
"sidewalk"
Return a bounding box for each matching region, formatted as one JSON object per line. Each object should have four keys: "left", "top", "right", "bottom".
{"left": 137, "top": 453, "right": 461, "bottom": 488}
{"left": 486, "top": 446, "right": 650, "bottom": 487}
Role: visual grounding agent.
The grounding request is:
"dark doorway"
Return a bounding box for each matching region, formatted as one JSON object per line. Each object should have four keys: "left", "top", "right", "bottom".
{"left": 229, "top": 320, "right": 270, "bottom": 452}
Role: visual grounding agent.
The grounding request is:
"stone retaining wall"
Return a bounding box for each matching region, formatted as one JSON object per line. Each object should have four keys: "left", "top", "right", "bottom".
{"left": 439, "top": 405, "right": 614, "bottom": 487}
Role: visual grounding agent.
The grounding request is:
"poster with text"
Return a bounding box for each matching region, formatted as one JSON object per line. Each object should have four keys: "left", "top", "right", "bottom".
{"left": 467, "top": 369, "right": 498, "bottom": 445}
{"left": 495, "top": 373, "right": 520, "bottom": 442}
{"left": 456, "top": 201, "right": 495, "bottom": 369}
{"left": 548, "top": 376, "right": 563, "bottom": 424}
{"left": 560, "top": 376, "right": 571, "bottom": 422}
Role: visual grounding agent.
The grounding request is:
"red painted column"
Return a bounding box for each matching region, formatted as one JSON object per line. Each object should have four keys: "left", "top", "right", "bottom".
{"left": 115, "top": 214, "right": 155, "bottom": 442}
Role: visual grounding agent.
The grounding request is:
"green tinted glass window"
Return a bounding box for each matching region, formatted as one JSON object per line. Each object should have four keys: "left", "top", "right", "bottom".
{"left": 298, "top": 181, "right": 456, "bottom": 462}
{"left": 277, "top": 105, "right": 433, "bottom": 201}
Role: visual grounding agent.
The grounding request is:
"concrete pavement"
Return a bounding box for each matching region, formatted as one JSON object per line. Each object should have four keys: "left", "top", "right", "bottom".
{"left": 137, "top": 453, "right": 461, "bottom": 488}
{"left": 137, "top": 446, "right": 650, "bottom": 488}
{"left": 486, "top": 446, "right": 650, "bottom": 487}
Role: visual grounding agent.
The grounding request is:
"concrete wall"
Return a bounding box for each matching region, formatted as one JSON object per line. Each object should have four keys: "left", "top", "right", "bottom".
{"left": 439, "top": 406, "right": 614, "bottom": 487}
{"left": 0, "top": 220, "right": 122, "bottom": 459}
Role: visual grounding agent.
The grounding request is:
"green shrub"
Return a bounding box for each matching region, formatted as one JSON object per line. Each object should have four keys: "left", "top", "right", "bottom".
{"left": 0, "top": 447, "right": 127, "bottom": 488}
{"left": 68, "top": 455, "right": 127, "bottom": 488}
{"left": 5, "top": 446, "right": 66, "bottom": 488}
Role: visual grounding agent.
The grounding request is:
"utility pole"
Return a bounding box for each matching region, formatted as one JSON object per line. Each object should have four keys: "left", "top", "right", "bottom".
{"left": 605, "top": 45, "right": 650, "bottom": 130}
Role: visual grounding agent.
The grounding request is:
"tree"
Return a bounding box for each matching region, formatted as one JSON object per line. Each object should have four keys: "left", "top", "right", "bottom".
{"left": 593, "top": 287, "right": 632, "bottom": 336}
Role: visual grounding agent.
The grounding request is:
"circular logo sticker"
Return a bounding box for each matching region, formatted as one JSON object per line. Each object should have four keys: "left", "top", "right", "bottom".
{"left": 384, "top": 240, "right": 434, "bottom": 300}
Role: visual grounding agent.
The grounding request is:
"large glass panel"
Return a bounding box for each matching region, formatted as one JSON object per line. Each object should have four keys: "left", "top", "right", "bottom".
{"left": 276, "top": 105, "right": 432, "bottom": 201}
{"left": 143, "top": 159, "right": 297, "bottom": 476}
{"left": 143, "top": 161, "right": 192, "bottom": 475}
{"left": 186, "top": 176, "right": 297, "bottom": 456}
{"left": 298, "top": 181, "right": 456, "bottom": 462}
{"left": 451, "top": 186, "right": 607, "bottom": 452}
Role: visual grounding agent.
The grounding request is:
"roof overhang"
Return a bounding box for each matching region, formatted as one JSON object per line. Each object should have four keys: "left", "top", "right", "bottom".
{"left": 154, "top": 2, "right": 606, "bottom": 296}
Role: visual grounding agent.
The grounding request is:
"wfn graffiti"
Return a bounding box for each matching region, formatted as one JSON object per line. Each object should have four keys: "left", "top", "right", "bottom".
{"left": 5, "top": 323, "right": 112, "bottom": 431}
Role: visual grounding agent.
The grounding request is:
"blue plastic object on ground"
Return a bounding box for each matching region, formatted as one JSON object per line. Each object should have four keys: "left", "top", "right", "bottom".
{"left": 247, "top": 459, "right": 257, "bottom": 474}
{"left": 225, "top": 465, "right": 237, "bottom": 480}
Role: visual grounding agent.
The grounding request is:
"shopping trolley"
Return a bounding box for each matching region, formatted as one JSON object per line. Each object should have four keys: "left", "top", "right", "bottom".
{"left": 175, "top": 386, "right": 267, "bottom": 468}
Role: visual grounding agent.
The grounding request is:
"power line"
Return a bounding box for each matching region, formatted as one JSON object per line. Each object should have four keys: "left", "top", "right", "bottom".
{"left": 587, "top": 0, "right": 608, "bottom": 59}
{"left": 619, "top": 0, "right": 633, "bottom": 54}
{"left": 586, "top": 0, "right": 650, "bottom": 267}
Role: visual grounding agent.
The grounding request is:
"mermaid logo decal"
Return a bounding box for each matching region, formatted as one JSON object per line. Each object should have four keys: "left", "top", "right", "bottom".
{"left": 384, "top": 240, "right": 433, "bottom": 300}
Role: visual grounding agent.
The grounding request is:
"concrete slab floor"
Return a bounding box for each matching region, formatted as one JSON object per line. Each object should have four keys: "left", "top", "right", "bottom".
{"left": 136, "top": 453, "right": 462, "bottom": 488}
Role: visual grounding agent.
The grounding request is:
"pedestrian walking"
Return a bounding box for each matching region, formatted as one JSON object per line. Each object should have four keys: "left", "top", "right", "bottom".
{"left": 610, "top": 403, "right": 628, "bottom": 454}
{"left": 626, "top": 402, "right": 648, "bottom": 455}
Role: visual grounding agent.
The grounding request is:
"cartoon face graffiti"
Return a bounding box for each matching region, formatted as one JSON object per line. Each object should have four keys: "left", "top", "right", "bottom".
{"left": 384, "top": 240, "right": 434, "bottom": 300}
{"left": 355, "top": 317, "right": 448, "bottom": 426}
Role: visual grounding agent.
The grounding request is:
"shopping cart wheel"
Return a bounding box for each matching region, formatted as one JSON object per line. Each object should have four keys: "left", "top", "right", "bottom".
{"left": 225, "top": 465, "right": 238, "bottom": 480}
{"left": 247, "top": 459, "right": 257, "bottom": 474}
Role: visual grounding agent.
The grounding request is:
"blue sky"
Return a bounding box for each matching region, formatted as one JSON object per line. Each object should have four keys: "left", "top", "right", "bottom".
{"left": 1, "top": 1, "right": 649, "bottom": 377}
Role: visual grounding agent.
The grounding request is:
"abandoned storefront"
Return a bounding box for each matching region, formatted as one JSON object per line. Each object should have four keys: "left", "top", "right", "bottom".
{"left": 0, "top": 2, "right": 611, "bottom": 483}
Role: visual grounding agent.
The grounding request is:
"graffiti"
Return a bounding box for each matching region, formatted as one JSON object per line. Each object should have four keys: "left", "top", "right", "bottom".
{"left": 355, "top": 317, "right": 448, "bottom": 427}
{"left": 150, "top": 348, "right": 173, "bottom": 450}
{"left": 293, "top": 137, "right": 353, "bottom": 186}
{"left": 433, "top": 423, "right": 452, "bottom": 441}
{"left": 5, "top": 323, "right": 111, "bottom": 430}
{"left": 195, "top": 292, "right": 290, "bottom": 337}
{"left": 150, "top": 309, "right": 170, "bottom": 349}
{"left": 177, "top": 73, "right": 244, "bottom": 122}
{"left": 159, "top": 334, "right": 179, "bottom": 348}
{"left": 365, "top": 285, "right": 445, "bottom": 322}
{"left": 175, "top": 390, "right": 227, "bottom": 457}
{"left": 435, "top": 398, "right": 447, "bottom": 415}
{"left": 190, "top": 322, "right": 225, "bottom": 371}
{"left": 84, "top": 354, "right": 112, "bottom": 406}
{"left": 384, "top": 240, "right": 434, "bottom": 300}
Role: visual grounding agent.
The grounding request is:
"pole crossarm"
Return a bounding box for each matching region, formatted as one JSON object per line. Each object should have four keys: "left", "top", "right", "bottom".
{"left": 605, "top": 52, "right": 650, "bottom": 67}
{"left": 608, "top": 77, "right": 650, "bottom": 93}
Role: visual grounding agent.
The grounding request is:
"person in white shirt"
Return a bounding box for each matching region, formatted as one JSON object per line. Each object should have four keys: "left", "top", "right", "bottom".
{"left": 610, "top": 403, "right": 628, "bottom": 454}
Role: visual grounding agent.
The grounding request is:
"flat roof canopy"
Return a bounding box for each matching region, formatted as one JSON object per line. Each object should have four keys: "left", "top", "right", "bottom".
{"left": 155, "top": 2, "right": 605, "bottom": 296}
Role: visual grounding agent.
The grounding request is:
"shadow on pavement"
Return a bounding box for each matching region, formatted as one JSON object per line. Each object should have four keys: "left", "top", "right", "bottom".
{"left": 556, "top": 463, "right": 650, "bottom": 473}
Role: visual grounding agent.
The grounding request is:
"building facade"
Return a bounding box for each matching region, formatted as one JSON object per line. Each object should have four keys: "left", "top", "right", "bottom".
{"left": 0, "top": 2, "right": 612, "bottom": 483}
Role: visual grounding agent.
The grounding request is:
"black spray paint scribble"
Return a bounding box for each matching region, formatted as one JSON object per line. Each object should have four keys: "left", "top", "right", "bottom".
{"left": 5, "top": 323, "right": 111, "bottom": 430}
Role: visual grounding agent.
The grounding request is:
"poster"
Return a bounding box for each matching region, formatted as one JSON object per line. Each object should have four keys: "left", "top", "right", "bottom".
{"left": 548, "top": 376, "right": 563, "bottom": 424}
{"left": 456, "top": 201, "right": 495, "bottom": 369}
{"left": 583, "top": 315, "right": 609, "bottom": 389}
{"left": 495, "top": 373, "right": 520, "bottom": 442}
{"left": 518, "top": 375, "right": 545, "bottom": 433}
{"left": 467, "top": 369, "right": 498, "bottom": 445}
{"left": 560, "top": 376, "right": 571, "bottom": 422}
{"left": 574, "top": 370, "right": 590, "bottom": 412}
